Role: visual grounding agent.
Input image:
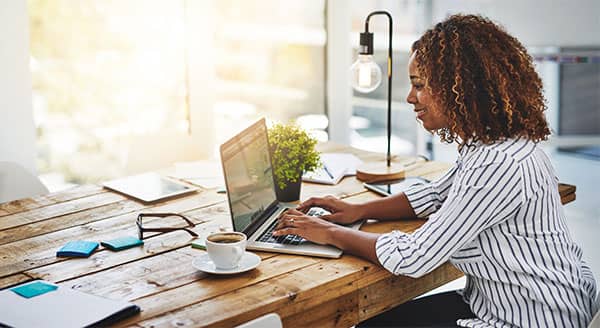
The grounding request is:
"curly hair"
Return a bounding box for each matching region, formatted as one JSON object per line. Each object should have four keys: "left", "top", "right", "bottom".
{"left": 412, "top": 14, "right": 551, "bottom": 145}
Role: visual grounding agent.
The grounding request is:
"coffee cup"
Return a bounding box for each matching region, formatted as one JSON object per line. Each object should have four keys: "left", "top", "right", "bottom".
{"left": 205, "top": 232, "right": 247, "bottom": 269}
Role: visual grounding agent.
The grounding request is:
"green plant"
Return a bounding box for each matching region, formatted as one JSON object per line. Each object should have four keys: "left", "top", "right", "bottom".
{"left": 268, "top": 121, "right": 320, "bottom": 189}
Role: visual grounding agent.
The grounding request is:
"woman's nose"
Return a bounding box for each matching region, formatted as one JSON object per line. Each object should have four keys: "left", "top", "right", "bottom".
{"left": 406, "top": 90, "right": 416, "bottom": 105}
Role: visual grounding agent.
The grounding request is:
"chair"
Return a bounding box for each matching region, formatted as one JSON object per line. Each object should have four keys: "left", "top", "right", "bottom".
{"left": 589, "top": 291, "right": 600, "bottom": 328}
{"left": 0, "top": 161, "right": 49, "bottom": 203}
{"left": 590, "top": 311, "right": 600, "bottom": 328}
{"left": 235, "top": 313, "right": 282, "bottom": 328}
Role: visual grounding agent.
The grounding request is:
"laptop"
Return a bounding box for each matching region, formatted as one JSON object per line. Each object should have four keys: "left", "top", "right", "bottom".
{"left": 220, "top": 118, "right": 363, "bottom": 258}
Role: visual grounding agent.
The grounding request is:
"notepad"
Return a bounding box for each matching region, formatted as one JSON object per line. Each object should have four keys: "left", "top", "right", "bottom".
{"left": 303, "top": 153, "right": 363, "bottom": 185}
{"left": 11, "top": 280, "right": 58, "bottom": 298}
{"left": 191, "top": 236, "right": 207, "bottom": 250}
{"left": 0, "top": 280, "right": 140, "bottom": 328}
{"left": 56, "top": 240, "right": 99, "bottom": 257}
{"left": 101, "top": 236, "right": 143, "bottom": 251}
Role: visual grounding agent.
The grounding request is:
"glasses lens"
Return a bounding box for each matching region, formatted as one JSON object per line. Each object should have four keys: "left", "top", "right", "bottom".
{"left": 137, "top": 213, "right": 194, "bottom": 238}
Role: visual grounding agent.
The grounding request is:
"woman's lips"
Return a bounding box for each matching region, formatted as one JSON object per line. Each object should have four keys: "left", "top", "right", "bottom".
{"left": 415, "top": 108, "right": 427, "bottom": 119}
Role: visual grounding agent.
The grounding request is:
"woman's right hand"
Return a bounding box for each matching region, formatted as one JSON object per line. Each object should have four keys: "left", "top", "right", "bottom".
{"left": 297, "top": 195, "right": 365, "bottom": 225}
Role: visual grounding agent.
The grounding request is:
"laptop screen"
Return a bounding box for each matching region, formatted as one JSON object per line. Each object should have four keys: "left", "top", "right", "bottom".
{"left": 220, "top": 119, "right": 278, "bottom": 232}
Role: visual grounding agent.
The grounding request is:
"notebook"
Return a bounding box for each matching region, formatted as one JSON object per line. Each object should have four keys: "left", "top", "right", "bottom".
{"left": 303, "top": 153, "right": 363, "bottom": 185}
{"left": 0, "top": 280, "right": 140, "bottom": 328}
{"left": 220, "top": 118, "right": 363, "bottom": 258}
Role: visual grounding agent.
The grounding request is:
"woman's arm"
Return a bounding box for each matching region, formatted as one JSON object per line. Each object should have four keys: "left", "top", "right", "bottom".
{"left": 297, "top": 192, "right": 418, "bottom": 224}
{"left": 326, "top": 226, "right": 381, "bottom": 263}
{"left": 299, "top": 167, "right": 459, "bottom": 224}
{"left": 273, "top": 209, "right": 381, "bottom": 263}
{"left": 360, "top": 192, "right": 417, "bottom": 220}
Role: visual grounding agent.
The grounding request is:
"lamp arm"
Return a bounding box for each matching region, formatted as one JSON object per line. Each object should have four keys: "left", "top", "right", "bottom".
{"left": 364, "top": 11, "right": 393, "bottom": 166}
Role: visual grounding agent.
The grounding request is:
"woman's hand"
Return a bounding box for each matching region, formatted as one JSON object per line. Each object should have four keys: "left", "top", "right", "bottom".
{"left": 297, "top": 195, "right": 365, "bottom": 225}
{"left": 272, "top": 209, "right": 341, "bottom": 245}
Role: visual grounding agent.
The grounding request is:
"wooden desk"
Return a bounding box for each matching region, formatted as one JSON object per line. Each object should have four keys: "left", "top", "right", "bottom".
{"left": 0, "top": 144, "right": 575, "bottom": 327}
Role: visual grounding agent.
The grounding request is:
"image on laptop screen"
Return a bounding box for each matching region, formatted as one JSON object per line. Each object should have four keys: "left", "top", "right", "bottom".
{"left": 221, "top": 120, "right": 277, "bottom": 232}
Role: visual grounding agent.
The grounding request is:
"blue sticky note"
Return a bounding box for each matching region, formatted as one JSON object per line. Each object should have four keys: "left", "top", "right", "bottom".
{"left": 11, "top": 281, "right": 58, "bottom": 298}
{"left": 101, "top": 236, "right": 143, "bottom": 251}
{"left": 56, "top": 240, "right": 99, "bottom": 257}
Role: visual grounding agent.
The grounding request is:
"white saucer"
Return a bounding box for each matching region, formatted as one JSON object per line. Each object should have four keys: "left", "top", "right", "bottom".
{"left": 192, "top": 252, "right": 261, "bottom": 275}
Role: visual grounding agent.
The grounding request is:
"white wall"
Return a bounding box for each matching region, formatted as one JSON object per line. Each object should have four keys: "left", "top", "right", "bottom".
{"left": 0, "top": 1, "right": 36, "bottom": 174}
{"left": 432, "top": 0, "right": 600, "bottom": 47}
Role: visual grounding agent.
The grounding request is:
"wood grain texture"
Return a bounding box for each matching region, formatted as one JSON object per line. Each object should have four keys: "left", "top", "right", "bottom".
{"left": 0, "top": 191, "right": 226, "bottom": 278}
{"left": 0, "top": 273, "right": 33, "bottom": 289}
{"left": 357, "top": 263, "right": 463, "bottom": 322}
{"left": 0, "top": 184, "right": 103, "bottom": 217}
{"left": 0, "top": 143, "right": 577, "bottom": 327}
{"left": 0, "top": 192, "right": 127, "bottom": 231}
{"left": 113, "top": 254, "right": 322, "bottom": 327}
{"left": 134, "top": 257, "right": 371, "bottom": 328}
{"left": 0, "top": 199, "right": 145, "bottom": 245}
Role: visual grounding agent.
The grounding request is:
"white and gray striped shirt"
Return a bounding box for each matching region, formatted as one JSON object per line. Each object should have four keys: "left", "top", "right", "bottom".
{"left": 376, "top": 138, "right": 598, "bottom": 327}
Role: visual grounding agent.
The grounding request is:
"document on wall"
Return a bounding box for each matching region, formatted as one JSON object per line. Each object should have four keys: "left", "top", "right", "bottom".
{"left": 303, "top": 153, "right": 363, "bottom": 185}
{"left": 0, "top": 280, "right": 140, "bottom": 328}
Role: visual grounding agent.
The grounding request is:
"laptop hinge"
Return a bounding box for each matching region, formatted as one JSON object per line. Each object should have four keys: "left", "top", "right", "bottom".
{"left": 243, "top": 201, "right": 280, "bottom": 237}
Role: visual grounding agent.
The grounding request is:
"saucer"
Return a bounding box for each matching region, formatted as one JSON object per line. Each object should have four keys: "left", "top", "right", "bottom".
{"left": 192, "top": 252, "right": 261, "bottom": 275}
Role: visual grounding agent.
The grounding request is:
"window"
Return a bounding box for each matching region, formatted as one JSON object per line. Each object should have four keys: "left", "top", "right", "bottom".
{"left": 210, "top": 0, "right": 326, "bottom": 147}
{"left": 29, "top": 0, "right": 188, "bottom": 186}
{"left": 29, "top": 0, "right": 326, "bottom": 188}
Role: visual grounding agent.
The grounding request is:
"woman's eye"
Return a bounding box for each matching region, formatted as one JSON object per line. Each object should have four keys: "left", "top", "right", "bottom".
{"left": 413, "top": 84, "right": 424, "bottom": 90}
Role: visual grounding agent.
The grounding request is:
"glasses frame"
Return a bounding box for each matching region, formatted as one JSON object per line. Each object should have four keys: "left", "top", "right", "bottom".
{"left": 136, "top": 212, "right": 198, "bottom": 240}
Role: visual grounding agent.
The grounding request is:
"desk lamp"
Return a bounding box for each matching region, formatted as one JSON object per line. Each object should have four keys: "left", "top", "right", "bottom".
{"left": 350, "top": 11, "right": 405, "bottom": 182}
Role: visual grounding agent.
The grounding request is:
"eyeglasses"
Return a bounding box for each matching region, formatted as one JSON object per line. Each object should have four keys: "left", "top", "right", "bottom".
{"left": 136, "top": 213, "right": 198, "bottom": 240}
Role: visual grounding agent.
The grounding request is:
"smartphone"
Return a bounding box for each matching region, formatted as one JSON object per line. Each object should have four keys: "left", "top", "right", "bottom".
{"left": 363, "top": 177, "right": 430, "bottom": 197}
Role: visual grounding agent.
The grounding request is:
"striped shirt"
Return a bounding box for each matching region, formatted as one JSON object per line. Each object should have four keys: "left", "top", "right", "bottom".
{"left": 376, "top": 138, "right": 598, "bottom": 327}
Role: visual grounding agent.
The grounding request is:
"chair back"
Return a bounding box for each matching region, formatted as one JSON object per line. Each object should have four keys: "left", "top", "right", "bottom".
{"left": 589, "top": 292, "right": 600, "bottom": 328}
{"left": 0, "top": 161, "right": 48, "bottom": 203}
{"left": 235, "top": 313, "right": 282, "bottom": 328}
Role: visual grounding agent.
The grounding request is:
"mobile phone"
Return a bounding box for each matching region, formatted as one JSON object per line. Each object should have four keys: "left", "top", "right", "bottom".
{"left": 363, "top": 177, "right": 430, "bottom": 197}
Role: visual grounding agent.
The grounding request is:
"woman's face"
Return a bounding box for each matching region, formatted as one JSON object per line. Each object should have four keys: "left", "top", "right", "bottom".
{"left": 406, "top": 52, "right": 448, "bottom": 131}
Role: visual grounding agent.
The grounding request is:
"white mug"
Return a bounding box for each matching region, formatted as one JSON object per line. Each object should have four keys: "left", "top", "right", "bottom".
{"left": 205, "top": 232, "right": 247, "bottom": 269}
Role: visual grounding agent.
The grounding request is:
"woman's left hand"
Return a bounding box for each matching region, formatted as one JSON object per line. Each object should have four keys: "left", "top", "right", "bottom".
{"left": 272, "top": 209, "right": 339, "bottom": 245}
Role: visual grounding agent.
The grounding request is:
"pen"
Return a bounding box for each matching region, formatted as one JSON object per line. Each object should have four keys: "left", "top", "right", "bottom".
{"left": 323, "top": 165, "right": 334, "bottom": 179}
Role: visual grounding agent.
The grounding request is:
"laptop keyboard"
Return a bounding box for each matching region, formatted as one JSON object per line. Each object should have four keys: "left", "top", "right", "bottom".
{"left": 257, "top": 207, "right": 329, "bottom": 245}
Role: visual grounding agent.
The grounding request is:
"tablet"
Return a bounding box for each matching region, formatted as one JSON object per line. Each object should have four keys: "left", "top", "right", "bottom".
{"left": 103, "top": 172, "right": 197, "bottom": 203}
{"left": 363, "top": 177, "right": 430, "bottom": 197}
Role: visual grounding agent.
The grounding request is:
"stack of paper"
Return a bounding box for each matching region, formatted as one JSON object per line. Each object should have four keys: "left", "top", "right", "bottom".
{"left": 303, "top": 153, "right": 363, "bottom": 185}
{"left": 0, "top": 280, "right": 140, "bottom": 328}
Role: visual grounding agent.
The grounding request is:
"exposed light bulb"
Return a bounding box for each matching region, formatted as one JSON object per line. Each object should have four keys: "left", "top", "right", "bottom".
{"left": 349, "top": 54, "right": 382, "bottom": 93}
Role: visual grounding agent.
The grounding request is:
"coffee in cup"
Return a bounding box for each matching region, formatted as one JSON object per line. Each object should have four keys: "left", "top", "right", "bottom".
{"left": 205, "top": 232, "right": 247, "bottom": 269}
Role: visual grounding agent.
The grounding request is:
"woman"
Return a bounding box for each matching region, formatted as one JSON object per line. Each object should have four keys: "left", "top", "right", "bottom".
{"left": 274, "top": 14, "right": 598, "bottom": 327}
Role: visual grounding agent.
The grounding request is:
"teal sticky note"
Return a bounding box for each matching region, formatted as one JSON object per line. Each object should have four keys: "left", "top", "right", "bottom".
{"left": 56, "top": 240, "right": 99, "bottom": 257}
{"left": 101, "top": 236, "right": 144, "bottom": 251}
{"left": 11, "top": 281, "right": 58, "bottom": 298}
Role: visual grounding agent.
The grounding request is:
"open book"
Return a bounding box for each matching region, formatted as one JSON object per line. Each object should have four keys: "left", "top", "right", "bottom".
{"left": 303, "top": 153, "right": 363, "bottom": 185}
{"left": 0, "top": 280, "right": 140, "bottom": 328}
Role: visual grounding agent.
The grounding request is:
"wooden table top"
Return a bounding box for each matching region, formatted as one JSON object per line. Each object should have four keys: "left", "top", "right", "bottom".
{"left": 0, "top": 143, "right": 575, "bottom": 327}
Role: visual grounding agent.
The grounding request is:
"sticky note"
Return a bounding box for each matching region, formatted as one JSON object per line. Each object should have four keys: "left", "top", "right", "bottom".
{"left": 56, "top": 240, "right": 99, "bottom": 257}
{"left": 191, "top": 237, "right": 206, "bottom": 250}
{"left": 11, "top": 281, "right": 58, "bottom": 298}
{"left": 101, "top": 236, "right": 143, "bottom": 251}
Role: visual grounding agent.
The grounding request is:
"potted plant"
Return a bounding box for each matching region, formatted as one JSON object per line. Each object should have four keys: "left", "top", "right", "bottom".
{"left": 268, "top": 121, "right": 320, "bottom": 202}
